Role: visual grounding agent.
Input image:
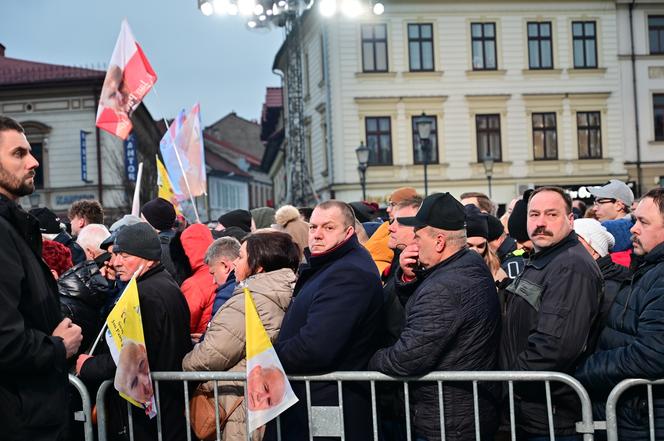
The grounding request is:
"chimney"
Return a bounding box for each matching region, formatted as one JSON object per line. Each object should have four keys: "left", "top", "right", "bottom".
{"left": 0, "top": 44, "right": 5, "bottom": 57}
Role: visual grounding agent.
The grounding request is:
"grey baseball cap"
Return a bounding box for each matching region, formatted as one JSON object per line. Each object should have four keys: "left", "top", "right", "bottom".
{"left": 589, "top": 180, "right": 634, "bottom": 206}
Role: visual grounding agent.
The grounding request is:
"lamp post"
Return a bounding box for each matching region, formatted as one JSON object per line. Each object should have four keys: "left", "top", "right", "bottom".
{"left": 416, "top": 113, "right": 432, "bottom": 197}
{"left": 28, "top": 192, "right": 40, "bottom": 208}
{"left": 355, "top": 141, "right": 370, "bottom": 200}
{"left": 482, "top": 154, "right": 494, "bottom": 199}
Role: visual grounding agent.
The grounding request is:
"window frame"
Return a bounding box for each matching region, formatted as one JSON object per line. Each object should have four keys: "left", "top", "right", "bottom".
{"left": 654, "top": 94, "right": 664, "bottom": 141}
{"left": 471, "top": 22, "right": 498, "bottom": 71}
{"left": 572, "top": 20, "right": 598, "bottom": 69}
{"left": 649, "top": 16, "right": 664, "bottom": 55}
{"left": 475, "top": 114, "right": 502, "bottom": 162}
{"left": 532, "top": 112, "right": 558, "bottom": 160}
{"left": 411, "top": 115, "right": 439, "bottom": 164}
{"left": 407, "top": 23, "right": 435, "bottom": 72}
{"left": 527, "top": 21, "right": 554, "bottom": 69}
{"left": 361, "top": 23, "right": 389, "bottom": 73}
{"left": 365, "top": 116, "right": 393, "bottom": 165}
{"left": 577, "top": 111, "right": 602, "bottom": 159}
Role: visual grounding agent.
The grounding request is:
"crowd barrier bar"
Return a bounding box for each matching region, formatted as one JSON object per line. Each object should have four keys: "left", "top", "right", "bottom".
{"left": 605, "top": 378, "right": 664, "bottom": 441}
{"left": 94, "top": 370, "right": 595, "bottom": 441}
{"left": 69, "top": 373, "right": 95, "bottom": 441}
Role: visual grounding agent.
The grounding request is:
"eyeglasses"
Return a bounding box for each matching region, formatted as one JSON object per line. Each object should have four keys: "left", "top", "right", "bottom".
{"left": 594, "top": 198, "right": 616, "bottom": 206}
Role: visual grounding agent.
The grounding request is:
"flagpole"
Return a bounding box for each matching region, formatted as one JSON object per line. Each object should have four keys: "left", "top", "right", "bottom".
{"left": 86, "top": 264, "right": 145, "bottom": 356}
{"left": 151, "top": 86, "right": 201, "bottom": 223}
{"left": 131, "top": 162, "right": 143, "bottom": 216}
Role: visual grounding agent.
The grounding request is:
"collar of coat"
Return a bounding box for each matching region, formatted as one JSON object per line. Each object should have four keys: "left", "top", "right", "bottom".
{"left": 136, "top": 262, "right": 166, "bottom": 282}
{"left": 526, "top": 231, "right": 579, "bottom": 270}
{"left": 303, "top": 234, "right": 360, "bottom": 269}
{"left": 0, "top": 193, "right": 43, "bottom": 257}
{"left": 638, "top": 241, "right": 664, "bottom": 270}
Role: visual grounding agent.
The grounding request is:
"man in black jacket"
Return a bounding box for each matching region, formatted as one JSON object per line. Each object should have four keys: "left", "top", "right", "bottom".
{"left": 0, "top": 116, "right": 83, "bottom": 441}
{"left": 370, "top": 193, "right": 501, "bottom": 441}
{"left": 269, "top": 200, "right": 384, "bottom": 441}
{"left": 499, "top": 186, "right": 603, "bottom": 440}
{"left": 576, "top": 188, "right": 664, "bottom": 440}
{"left": 76, "top": 222, "right": 192, "bottom": 441}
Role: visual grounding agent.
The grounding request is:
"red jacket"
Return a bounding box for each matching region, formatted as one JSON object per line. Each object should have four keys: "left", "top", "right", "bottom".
{"left": 180, "top": 224, "right": 217, "bottom": 334}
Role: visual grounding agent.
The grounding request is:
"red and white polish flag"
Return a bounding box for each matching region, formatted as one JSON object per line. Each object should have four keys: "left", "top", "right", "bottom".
{"left": 96, "top": 19, "right": 157, "bottom": 140}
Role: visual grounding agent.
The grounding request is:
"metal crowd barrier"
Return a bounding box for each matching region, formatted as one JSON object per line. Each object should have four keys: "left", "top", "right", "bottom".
{"left": 93, "top": 370, "right": 595, "bottom": 441}
{"left": 605, "top": 378, "right": 664, "bottom": 441}
{"left": 69, "top": 373, "right": 95, "bottom": 441}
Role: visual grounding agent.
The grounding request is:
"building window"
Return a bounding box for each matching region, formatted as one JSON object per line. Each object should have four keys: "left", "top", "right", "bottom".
{"left": 361, "top": 24, "right": 388, "bottom": 72}
{"left": 408, "top": 23, "right": 434, "bottom": 71}
{"left": 577, "top": 111, "right": 602, "bottom": 159}
{"left": 411, "top": 115, "right": 438, "bottom": 164}
{"left": 527, "top": 22, "right": 553, "bottom": 69}
{"left": 654, "top": 94, "right": 664, "bottom": 141}
{"left": 572, "top": 21, "right": 597, "bottom": 68}
{"left": 365, "top": 116, "right": 392, "bottom": 165}
{"left": 471, "top": 22, "right": 497, "bottom": 70}
{"left": 649, "top": 16, "right": 664, "bottom": 55}
{"left": 476, "top": 114, "right": 502, "bottom": 161}
{"left": 532, "top": 113, "right": 558, "bottom": 160}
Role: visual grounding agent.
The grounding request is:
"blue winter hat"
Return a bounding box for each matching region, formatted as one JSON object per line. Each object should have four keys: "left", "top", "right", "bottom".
{"left": 601, "top": 216, "right": 634, "bottom": 252}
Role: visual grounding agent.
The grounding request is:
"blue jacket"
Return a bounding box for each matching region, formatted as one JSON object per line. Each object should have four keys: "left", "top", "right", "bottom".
{"left": 211, "top": 271, "right": 236, "bottom": 318}
{"left": 269, "top": 234, "right": 383, "bottom": 441}
{"left": 576, "top": 242, "right": 664, "bottom": 441}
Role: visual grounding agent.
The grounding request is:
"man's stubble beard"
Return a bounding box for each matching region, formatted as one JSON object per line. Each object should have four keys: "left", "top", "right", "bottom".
{"left": 0, "top": 163, "right": 35, "bottom": 198}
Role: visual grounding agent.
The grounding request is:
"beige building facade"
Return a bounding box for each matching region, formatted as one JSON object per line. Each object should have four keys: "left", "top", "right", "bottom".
{"left": 274, "top": 0, "right": 630, "bottom": 207}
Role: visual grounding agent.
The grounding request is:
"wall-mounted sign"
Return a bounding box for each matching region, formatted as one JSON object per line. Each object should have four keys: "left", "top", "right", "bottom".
{"left": 124, "top": 133, "right": 137, "bottom": 182}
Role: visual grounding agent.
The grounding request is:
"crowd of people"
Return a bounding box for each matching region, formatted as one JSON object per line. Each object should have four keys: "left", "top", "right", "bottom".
{"left": 1, "top": 112, "right": 664, "bottom": 441}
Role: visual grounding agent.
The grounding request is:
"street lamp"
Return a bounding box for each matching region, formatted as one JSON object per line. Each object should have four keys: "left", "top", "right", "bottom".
{"left": 482, "top": 153, "right": 494, "bottom": 198}
{"left": 355, "top": 141, "right": 370, "bottom": 200}
{"left": 28, "top": 192, "right": 40, "bottom": 208}
{"left": 416, "top": 113, "right": 432, "bottom": 197}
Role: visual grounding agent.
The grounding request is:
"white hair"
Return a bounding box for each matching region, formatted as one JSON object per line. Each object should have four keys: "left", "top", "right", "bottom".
{"left": 76, "top": 223, "right": 110, "bottom": 253}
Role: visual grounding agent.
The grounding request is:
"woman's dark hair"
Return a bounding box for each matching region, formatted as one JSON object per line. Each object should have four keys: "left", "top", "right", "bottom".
{"left": 244, "top": 231, "right": 300, "bottom": 275}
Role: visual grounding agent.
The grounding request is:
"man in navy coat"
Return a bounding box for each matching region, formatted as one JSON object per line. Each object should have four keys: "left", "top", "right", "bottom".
{"left": 270, "top": 200, "right": 384, "bottom": 441}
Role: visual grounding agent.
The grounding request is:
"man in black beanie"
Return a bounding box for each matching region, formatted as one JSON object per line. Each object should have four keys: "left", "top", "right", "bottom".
{"left": 76, "top": 222, "right": 192, "bottom": 441}
{"left": 140, "top": 197, "right": 178, "bottom": 283}
{"left": 216, "top": 209, "right": 253, "bottom": 233}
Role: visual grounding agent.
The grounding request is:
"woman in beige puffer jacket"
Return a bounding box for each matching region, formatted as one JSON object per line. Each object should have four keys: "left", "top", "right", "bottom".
{"left": 182, "top": 231, "right": 301, "bottom": 441}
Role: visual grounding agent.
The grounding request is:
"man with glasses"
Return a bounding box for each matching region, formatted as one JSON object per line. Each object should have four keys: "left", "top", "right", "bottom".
{"left": 365, "top": 187, "right": 419, "bottom": 274}
{"left": 590, "top": 179, "right": 636, "bottom": 267}
{"left": 589, "top": 179, "right": 634, "bottom": 222}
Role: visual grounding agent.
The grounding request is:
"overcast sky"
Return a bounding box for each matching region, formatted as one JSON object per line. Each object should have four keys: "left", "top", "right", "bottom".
{"left": 1, "top": 0, "right": 285, "bottom": 126}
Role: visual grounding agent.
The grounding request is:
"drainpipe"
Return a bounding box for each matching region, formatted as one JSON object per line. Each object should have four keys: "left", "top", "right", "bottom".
{"left": 322, "top": 21, "right": 335, "bottom": 196}
{"left": 630, "top": 0, "right": 643, "bottom": 196}
{"left": 93, "top": 87, "right": 104, "bottom": 205}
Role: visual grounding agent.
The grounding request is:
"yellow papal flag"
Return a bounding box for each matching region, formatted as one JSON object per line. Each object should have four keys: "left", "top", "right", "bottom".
{"left": 105, "top": 276, "right": 157, "bottom": 418}
{"left": 245, "top": 287, "right": 297, "bottom": 432}
{"left": 156, "top": 155, "right": 182, "bottom": 215}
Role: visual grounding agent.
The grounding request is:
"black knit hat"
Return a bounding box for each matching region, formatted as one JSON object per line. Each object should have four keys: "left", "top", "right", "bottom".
{"left": 141, "top": 197, "right": 176, "bottom": 231}
{"left": 464, "top": 204, "right": 489, "bottom": 239}
{"left": 29, "top": 207, "right": 63, "bottom": 234}
{"left": 486, "top": 214, "right": 504, "bottom": 241}
{"left": 113, "top": 223, "right": 162, "bottom": 261}
{"left": 508, "top": 189, "right": 534, "bottom": 243}
{"left": 218, "top": 209, "right": 252, "bottom": 233}
{"left": 398, "top": 193, "right": 466, "bottom": 230}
